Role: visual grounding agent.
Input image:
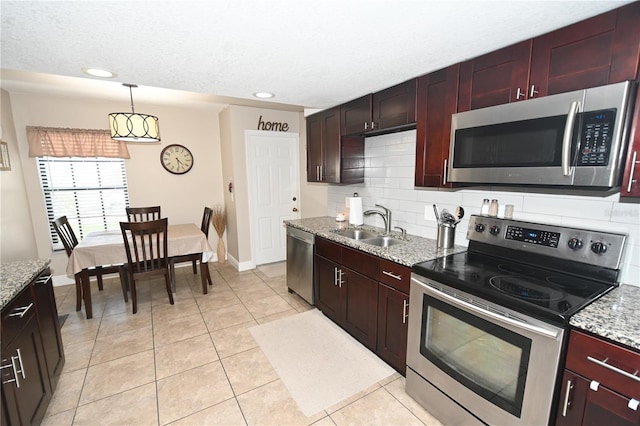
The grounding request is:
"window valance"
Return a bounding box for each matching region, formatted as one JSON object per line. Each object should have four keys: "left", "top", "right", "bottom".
{"left": 27, "top": 126, "right": 130, "bottom": 158}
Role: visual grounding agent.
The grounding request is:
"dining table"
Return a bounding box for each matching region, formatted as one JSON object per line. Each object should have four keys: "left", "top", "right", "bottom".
{"left": 67, "top": 223, "right": 214, "bottom": 319}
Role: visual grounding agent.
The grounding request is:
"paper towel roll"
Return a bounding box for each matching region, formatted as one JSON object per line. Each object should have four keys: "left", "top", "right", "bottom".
{"left": 348, "top": 197, "right": 363, "bottom": 225}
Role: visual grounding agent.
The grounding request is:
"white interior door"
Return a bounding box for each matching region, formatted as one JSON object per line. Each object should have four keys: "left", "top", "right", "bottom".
{"left": 246, "top": 131, "right": 300, "bottom": 265}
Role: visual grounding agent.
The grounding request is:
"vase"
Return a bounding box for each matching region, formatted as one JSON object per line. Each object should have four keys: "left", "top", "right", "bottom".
{"left": 217, "top": 238, "right": 226, "bottom": 264}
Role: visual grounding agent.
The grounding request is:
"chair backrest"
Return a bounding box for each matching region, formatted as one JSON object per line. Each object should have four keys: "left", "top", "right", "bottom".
{"left": 201, "top": 207, "right": 213, "bottom": 236}
{"left": 52, "top": 216, "right": 78, "bottom": 257}
{"left": 126, "top": 206, "right": 161, "bottom": 222}
{"left": 120, "top": 218, "right": 168, "bottom": 273}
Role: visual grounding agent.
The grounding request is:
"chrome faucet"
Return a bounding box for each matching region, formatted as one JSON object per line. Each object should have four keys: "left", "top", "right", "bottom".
{"left": 364, "top": 204, "right": 392, "bottom": 233}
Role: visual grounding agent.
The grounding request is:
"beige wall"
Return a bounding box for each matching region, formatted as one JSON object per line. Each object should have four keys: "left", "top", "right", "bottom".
{"left": 7, "top": 91, "right": 226, "bottom": 281}
{"left": 0, "top": 90, "right": 38, "bottom": 262}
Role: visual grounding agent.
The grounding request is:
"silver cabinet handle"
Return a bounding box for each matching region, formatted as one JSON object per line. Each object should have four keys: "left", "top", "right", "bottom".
{"left": 371, "top": 121, "right": 376, "bottom": 130}
{"left": 587, "top": 355, "right": 640, "bottom": 382}
{"left": 443, "top": 159, "right": 448, "bottom": 185}
{"left": 338, "top": 269, "right": 344, "bottom": 288}
{"left": 561, "top": 379, "right": 574, "bottom": 416}
{"left": 627, "top": 151, "right": 638, "bottom": 193}
{"left": 35, "top": 274, "right": 52, "bottom": 285}
{"left": 9, "top": 303, "right": 33, "bottom": 318}
{"left": 382, "top": 270, "right": 402, "bottom": 281}
{"left": 402, "top": 299, "right": 409, "bottom": 324}
{"left": 320, "top": 165, "right": 323, "bottom": 181}
{"left": 364, "top": 122, "right": 369, "bottom": 130}
{"left": 334, "top": 267, "right": 338, "bottom": 286}
{"left": 562, "top": 101, "right": 580, "bottom": 176}
{"left": 530, "top": 84, "right": 539, "bottom": 97}
{"left": 516, "top": 87, "right": 526, "bottom": 99}
{"left": 2, "top": 349, "right": 25, "bottom": 388}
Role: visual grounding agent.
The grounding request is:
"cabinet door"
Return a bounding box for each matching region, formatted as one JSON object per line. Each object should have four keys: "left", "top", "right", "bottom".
{"left": 342, "top": 267, "right": 378, "bottom": 351}
{"left": 314, "top": 254, "right": 342, "bottom": 323}
{"left": 457, "top": 41, "right": 532, "bottom": 111}
{"left": 306, "top": 112, "right": 324, "bottom": 182}
{"left": 530, "top": 3, "right": 640, "bottom": 98}
{"left": 376, "top": 284, "right": 409, "bottom": 375}
{"left": 306, "top": 107, "right": 341, "bottom": 183}
{"left": 415, "top": 65, "right": 459, "bottom": 187}
{"left": 32, "top": 272, "right": 64, "bottom": 393}
{"left": 341, "top": 95, "right": 372, "bottom": 135}
{"left": 621, "top": 82, "right": 640, "bottom": 199}
{"left": 1, "top": 316, "right": 50, "bottom": 426}
{"left": 555, "top": 370, "right": 589, "bottom": 426}
{"left": 371, "top": 79, "right": 417, "bottom": 131}
{"left": 582, "top": 383, "right": 640, "bottom": 426}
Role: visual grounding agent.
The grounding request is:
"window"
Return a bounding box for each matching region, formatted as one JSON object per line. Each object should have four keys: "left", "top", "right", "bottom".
{"left": 38, "top": 156, "right": 130, "bottom": 250}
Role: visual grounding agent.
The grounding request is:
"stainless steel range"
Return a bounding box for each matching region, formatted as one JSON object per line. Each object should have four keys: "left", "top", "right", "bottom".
{"left": 406, "top": 215, "right": 627, "bottom": 426}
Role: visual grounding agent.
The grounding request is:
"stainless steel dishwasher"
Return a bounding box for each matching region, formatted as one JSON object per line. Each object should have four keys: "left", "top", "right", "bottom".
{"left": 286, "top": 226, "right": 315, "bottom": 305}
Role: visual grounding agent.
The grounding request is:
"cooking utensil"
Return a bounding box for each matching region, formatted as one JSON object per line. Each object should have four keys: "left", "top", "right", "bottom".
{"left": 441, "top": 208, "right": 456, "bottom": 224}
{"left": 433, "top": 204, "right": 440, "bottom": 222}
{"left": 455, "top": 206, "right": 465, "bottom": 224}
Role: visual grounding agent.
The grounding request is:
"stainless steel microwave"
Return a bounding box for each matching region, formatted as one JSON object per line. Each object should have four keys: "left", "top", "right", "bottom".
{"left": 448, "top": 81, "right": 636, "bottom": 188}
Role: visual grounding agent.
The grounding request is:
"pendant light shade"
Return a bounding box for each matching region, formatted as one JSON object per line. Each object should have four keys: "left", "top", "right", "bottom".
{"left": 109, "top": 83, "right": 160, "bottom": 142}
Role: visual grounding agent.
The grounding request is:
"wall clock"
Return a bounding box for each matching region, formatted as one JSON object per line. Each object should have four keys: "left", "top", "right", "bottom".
{"left": 160, "top": 144, "right": 193, "bottom": 174}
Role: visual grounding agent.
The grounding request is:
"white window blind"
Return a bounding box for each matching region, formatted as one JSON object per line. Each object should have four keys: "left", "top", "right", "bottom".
{"left": 38, "top": 156, "right": 130, "bottom": 250}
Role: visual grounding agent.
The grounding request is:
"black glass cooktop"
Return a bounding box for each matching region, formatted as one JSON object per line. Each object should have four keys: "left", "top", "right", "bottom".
{"left": 412, "top": 250, "right": 617, "bottom": 326}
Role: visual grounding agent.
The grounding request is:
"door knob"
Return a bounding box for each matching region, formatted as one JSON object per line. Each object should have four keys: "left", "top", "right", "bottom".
{"left": 292, "top": 208, "right": 298, "bottom": 212}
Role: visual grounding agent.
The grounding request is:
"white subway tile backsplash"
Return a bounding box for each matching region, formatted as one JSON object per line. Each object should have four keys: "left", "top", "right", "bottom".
{"left": 325, "top": 130, "right": 639, "bottom": 286}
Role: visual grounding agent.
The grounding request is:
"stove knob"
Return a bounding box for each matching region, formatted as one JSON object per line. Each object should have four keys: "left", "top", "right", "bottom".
{"left": 568, "top": 238, "right": 583, "bottom": 250}
{"left": 591, "top": 241, "right": 607, "bottom": 255}
{"left": 489, "top": 225, "right": 501, "bottom": 236}
{"left": 475, "top": 223, "right": 486, "bottom": 233}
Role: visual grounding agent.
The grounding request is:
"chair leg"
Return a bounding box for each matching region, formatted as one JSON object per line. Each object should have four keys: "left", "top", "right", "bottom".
{"left": 74, "top": 275, "right": 82, "bottom": 312}
{"left": 131, "top": 278, "right": 138, "bottom": 314}
{"left": 169, "top": 260, "right": 176, "bottom": 293}
{"left": 118, "top": 267, "right": 128, "bottom": 303}
{"left": 191, "top": 260, "right": 197, "bottom": 274}
{"left": 164, "top": 273, "right": 175, "bottom": 305}
{"left": 96, "top": 267, "right": 104, "bottom": 291}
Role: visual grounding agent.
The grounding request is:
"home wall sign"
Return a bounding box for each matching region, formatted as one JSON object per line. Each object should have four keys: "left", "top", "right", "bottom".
{"left": 0, "top": 141, "right": 11, "bottom": 171}
{"left": 257, "top": 115, "right": 289, "bottom": 132}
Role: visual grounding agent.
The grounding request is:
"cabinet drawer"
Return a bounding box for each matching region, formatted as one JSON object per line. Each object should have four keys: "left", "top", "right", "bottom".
{"left": 342, "top": 246, "right": 379, "bottom": 279}
{"left": 378, "top": 259, "right": 410, "bottom": 293}
{"left": 566, "top": 330, "right": 640, "bottom": 398}
{"left": 1, "top": 286, "right": 36, "bottom": 347}
{"left": 315, "top": 237, "right": 341, "bottom": 263}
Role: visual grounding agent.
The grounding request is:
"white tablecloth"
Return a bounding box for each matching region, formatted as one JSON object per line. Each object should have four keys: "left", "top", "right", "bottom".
{"left": 67, "top": 223, "right": 214, "bottom": 275}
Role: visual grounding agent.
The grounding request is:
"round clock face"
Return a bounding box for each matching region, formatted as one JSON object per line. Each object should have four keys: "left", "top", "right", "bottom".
{"left": 160, "top": 144, "right": 193, "bottom": 174}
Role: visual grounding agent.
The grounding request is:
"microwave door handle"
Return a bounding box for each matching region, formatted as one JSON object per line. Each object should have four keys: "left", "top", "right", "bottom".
{"left": 562, "top": 101, "right": 580, "bottom": 176}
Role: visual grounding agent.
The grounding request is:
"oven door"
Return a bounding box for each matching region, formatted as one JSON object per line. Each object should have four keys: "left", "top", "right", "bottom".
{"left": 406, "top": 274, "right": 565, "bottom": 426}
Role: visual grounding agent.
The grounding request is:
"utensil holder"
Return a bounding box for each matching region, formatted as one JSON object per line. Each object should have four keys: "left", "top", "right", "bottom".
{"left": 437, "top": 222, "right": 456, "bottom": 250}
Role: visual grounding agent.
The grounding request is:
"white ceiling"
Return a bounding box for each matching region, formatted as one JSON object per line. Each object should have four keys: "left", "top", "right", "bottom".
{"left": 0, "top": 0, "right": 634, "bottom": 111}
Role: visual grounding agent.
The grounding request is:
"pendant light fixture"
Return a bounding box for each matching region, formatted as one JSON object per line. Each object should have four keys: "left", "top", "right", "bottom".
{"left": 109, "top": 83, "right": 160, "bottom": 142}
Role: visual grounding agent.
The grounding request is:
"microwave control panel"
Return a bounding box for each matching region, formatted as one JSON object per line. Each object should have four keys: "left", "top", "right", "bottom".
{"left": 577, "top": 109, "right": 616, "bottom": 167}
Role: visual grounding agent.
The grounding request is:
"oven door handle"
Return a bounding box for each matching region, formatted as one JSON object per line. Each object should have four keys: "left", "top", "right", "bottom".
{"left": 424, "top": 282, "right": 560, "bottom": 339}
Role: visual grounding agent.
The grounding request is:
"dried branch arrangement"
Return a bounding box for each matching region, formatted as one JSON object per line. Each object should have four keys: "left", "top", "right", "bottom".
{"left": 212, "top": 204, "right": 226, "bottom": 238}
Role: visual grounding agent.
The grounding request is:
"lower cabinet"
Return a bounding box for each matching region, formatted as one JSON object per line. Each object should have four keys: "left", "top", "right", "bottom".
{"left": 555, "top": 330, "right": 640, "bottom": 426}
{"left": 1, "top": 268, "right": 65, "bottom": 426}
{"left": 314, "top": 236, "right": 411, "bottom": 374}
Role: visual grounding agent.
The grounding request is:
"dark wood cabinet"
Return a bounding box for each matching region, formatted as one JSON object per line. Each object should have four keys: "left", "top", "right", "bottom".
{"left": 31, "top": 272, "right": 64, "bottom": 393}
{"left": 306, "top": 107, "right": 364, "bottom": 184}
{"left": 555, "top": 330, "right": 640, "bottom": 426}
{"left": 622, "top": 82, "right": 640, "bottom": 199}
{"left": 415, "top": 65, "right": 459, "bottom": 188}
{"left": 341, "top": 80, "right": 417, "bottom": 136}
{"left": 458, "top": 3, "right": 640, "bottom": 113}
{"left": 314, "top": 238, "right": 378, "bottom": 351}
{"left": 1, "top": 286, "right": 51, "bottom": 426}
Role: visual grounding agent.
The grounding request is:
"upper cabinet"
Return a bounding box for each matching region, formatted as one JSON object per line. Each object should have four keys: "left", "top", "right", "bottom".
{"left": 341, "top": 79, "right": 418, "bottom": 136}
{"left": 458, "top": 2, "right": 640, "bottom": 112}
{"left": 621, "top": 82, "right": 640, "bottom": 199}
{"left": 415, "top": 65, "right": 459, "bottom": 188}
{"left": 306, "top": 107, "right": 364, "bottom": 184}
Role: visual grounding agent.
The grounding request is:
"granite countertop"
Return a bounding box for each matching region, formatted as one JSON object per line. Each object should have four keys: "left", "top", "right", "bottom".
{"left": 0, "top": 259, "right": 51, "bottom": 310}
{"left": 570, "top": 284, "right": 640, "bottom": 351}
{"left": 284, "top": 216, "right": 466, "bottom": 267}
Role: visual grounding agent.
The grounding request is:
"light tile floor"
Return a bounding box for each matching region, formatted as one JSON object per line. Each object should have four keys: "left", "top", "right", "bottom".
{"left": 43, "top": 261, "right": 442, "bottom": 426}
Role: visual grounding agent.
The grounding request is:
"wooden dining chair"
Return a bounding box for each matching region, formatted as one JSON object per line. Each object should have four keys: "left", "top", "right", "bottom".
{"left": 52, "top": 216, "right": 128, "bottom": 311}
{"left": 126, "top": 206, "right": 161, "bottom": 222}
{"left": 120, "top": 218, "right": 174, "bottom": 314}
{"left": 169, "top": 207, "right": 214, "bottom": 294}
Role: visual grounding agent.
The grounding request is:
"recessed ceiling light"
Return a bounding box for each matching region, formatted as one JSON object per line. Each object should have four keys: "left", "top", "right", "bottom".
{"left": 253, "top": 92, "right": 274, "bottom": 99}
{"left": 82, "top": 67, "right": 117, "bottom": 78}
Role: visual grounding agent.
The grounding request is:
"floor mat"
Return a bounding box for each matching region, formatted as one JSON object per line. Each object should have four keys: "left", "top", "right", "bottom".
{"left": 249, "top": 309, "right": 395, "bottom": 416}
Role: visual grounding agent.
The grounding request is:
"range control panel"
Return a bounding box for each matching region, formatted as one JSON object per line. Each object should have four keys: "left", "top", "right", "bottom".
{"left": 467, "top": 215, "right": 627, "bottom": 269}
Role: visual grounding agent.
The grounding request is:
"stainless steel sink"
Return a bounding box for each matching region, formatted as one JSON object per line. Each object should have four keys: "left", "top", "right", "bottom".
{"left": 332, "top": 229, "right": 378, "bottom": 240}
{"left": 361, "top": 236, "right": 405, "bottom": 248}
